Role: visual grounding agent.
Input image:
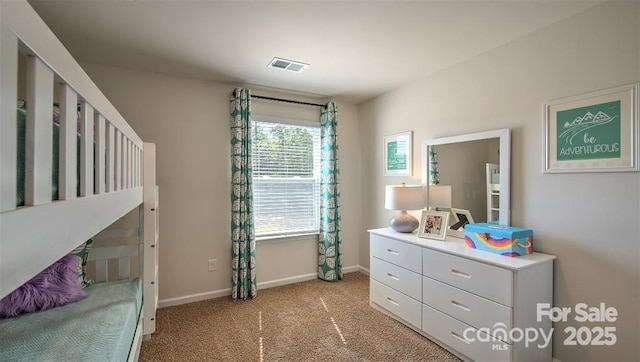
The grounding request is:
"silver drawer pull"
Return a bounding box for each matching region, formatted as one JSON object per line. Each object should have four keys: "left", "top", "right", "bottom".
{"left": 386, "top": 297, "right": 399, "bottom": 306}
{"left": 386, "top": 248, "right": 399, "bottom": 255}
{"left": 451, "top": 331, "right": 471, "bottom": 345}
{"left": 386, "top": 273, "right": 399, "bottom": 281}
{"left": 451, "top": 269, "right": 471, "bottom": 279}
{"left": 451, "top": 300, "right": 471, "bottom": 312}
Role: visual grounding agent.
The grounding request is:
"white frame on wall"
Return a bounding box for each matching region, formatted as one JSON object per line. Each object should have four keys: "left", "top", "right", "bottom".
{"left": 544, "top": 83, "right": 639, "bottom": 173}
{"left": 383, "top": 131, "right": 413, "bottom": 176}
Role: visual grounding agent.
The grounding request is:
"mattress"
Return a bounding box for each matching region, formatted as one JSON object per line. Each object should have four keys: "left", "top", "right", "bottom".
{"left": 0, "top": 278, "right": 142, "bottom": 362}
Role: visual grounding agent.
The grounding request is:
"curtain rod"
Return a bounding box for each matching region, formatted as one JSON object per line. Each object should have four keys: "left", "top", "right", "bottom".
{"left": 252, "top": 94, "right": 325, "bottom": 108}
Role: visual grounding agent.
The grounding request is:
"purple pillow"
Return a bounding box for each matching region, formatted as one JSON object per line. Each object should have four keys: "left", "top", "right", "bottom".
{"left": 0, "top": 255, "right": 88, "bottom": 318}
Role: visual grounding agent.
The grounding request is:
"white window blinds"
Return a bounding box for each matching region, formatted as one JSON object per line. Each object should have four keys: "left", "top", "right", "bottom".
{"left": 251, "top": 119, "right": 321, "bottom": 238}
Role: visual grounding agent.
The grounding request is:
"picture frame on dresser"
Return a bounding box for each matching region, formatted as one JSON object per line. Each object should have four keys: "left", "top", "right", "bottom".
{"left": 449, "top": 208, "right": 474, "bottom": 232}
{"left": 418, "top": 210, "right": 449, "bottom": 240}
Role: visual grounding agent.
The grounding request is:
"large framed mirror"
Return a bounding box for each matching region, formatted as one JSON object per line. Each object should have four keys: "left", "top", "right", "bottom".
{"left": 421, "top": 129, "right": 510, "bottom": 237}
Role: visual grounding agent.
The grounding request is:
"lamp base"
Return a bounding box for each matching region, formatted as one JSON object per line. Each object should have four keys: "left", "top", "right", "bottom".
{"left": 389, "top": 211, "right": 419, "bottom": 233}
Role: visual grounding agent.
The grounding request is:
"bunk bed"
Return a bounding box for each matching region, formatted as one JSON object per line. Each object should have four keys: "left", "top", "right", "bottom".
{"left": 0, "top": 1, "right": 158, "bottom": 361}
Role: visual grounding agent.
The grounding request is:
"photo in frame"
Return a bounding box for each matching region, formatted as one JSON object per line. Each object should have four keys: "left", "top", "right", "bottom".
{"left": 384, "top": 131, "right": 413, "bottom": 176}
{"left": 450, "top": 208, "right": 474, "bottom": 231}
{"left": 544, "top": 83, "right": 639, "bottom": 173}
{"left": 418, "top": 210, "right": 449, "bottom": 241}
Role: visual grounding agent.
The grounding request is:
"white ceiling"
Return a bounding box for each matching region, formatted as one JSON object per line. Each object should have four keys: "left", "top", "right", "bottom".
{"left": 29, "top": 0, "right": 601, "bottom": 104}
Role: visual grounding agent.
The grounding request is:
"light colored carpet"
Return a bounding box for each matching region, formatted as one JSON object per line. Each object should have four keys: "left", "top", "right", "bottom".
{"left": 140, "top": 272, "right": 461, "bottom": 361}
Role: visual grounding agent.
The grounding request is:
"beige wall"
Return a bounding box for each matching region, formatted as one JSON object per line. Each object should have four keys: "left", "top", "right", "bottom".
{"left": 359, "top": 1, "right": 639, "bottom": 361}
{"left": 81, "top": 63, "right": 361, "bottom": 302}
{"left": 80, "top": 1, "right": 638, "bottom": 359}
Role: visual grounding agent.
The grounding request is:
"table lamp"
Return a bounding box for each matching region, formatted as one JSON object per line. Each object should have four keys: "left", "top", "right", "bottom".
{"left": 385, "top": 184, "right": 424, "bottom": 233}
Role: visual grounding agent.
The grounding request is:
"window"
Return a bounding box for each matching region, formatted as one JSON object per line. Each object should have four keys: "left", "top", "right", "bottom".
{"left": 251, "top": 118, "right": 321, "bottom": 239}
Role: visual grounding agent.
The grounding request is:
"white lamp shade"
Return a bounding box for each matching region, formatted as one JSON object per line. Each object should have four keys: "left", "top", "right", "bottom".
{"left": 385, "top": 185, "right": 424, "bottom": 211}
{"left": 429, "top": 185, "right": 452, "bottom": 209}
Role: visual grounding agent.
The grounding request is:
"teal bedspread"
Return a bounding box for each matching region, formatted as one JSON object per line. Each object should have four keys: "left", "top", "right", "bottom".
{"left": 0, "top": 278, "right": 142, "bottom": 362}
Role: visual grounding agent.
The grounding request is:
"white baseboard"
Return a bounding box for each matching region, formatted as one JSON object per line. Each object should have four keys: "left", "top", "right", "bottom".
{"left": 257, "top": 272, "right": 317, "bottom": 290}
{"left": 358, "top": 265, "right": 370, "bottom": 275}
{"left": 158, "top": 265, "right": 365, "bottom": 308}
{"left": 158, "top": 287, "right": 230, "bottom": 308}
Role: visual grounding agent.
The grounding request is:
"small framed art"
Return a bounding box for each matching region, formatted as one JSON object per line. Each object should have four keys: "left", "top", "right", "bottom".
{"left": 418, "top": 210, "right": 450, "bottom": 241}
{"left": 450, "top": 208, "right": 474, "bottom": 231}
{"left": 544, "top": 83, "right": 639, "bottom": 173}
{"left": 384, "top": 131, "right": 412, "bottom": 176}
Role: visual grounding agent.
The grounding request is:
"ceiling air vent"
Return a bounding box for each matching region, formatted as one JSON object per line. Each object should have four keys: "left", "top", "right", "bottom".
{"left": 268, "top": 57, "right": 309, "bottom": 73}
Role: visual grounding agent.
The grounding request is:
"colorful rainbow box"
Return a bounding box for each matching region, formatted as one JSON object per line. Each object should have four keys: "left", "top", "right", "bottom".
{"left": 464, "top": 223, "right": 533, "bottom": 257}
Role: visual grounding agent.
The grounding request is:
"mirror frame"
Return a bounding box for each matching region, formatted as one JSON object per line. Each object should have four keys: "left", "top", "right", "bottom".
{"left": 421, "top": 128, "right": 511, "bottom": 235}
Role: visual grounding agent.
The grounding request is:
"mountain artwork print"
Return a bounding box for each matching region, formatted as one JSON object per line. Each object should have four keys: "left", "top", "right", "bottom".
{"left": 556, "top": 100, "right": 621, "bottom": 161}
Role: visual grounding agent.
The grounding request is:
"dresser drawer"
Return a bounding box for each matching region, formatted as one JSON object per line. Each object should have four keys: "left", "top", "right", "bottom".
{"left": 371, "top": 234, "right": 422, "bottom": 273}
{"left": 370, "top": 279, "right": 421, "bottom": 329}
{"left": 422, "top": 304, "right": 511, "bottom": 362}
{"left": 422, "top": 248, "right": 513, "bottom": 306}
{"left": 371, "top": 257, "right": 422, "bottom": 300}
{"left": 423, "top": 276, "right": 512, "bottom": 342}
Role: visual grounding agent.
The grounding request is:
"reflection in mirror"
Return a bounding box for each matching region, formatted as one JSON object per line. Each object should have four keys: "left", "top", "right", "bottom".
{"left": 435, "top": 139, "right": 499, "bottom": 223}
{"left": 421, "top": 129, "right": 510, "bottom": 237}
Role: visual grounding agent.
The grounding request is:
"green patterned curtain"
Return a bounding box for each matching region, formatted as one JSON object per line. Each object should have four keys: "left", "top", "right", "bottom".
{"left": 318, "top": 101, "right": 342, "bottom": 282}
{"left": 428, "top": 145, "right": 440, "bottom": 185}
{"left": 230, "top": 88, "right": 257, "bottom": 301}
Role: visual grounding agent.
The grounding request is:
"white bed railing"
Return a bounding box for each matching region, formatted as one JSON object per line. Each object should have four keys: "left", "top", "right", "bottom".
{"left": 86, "top": 239, "right": 144, "bottom": 361}
{"left": 0, "top": 0, "right": 144, "bottom": 300}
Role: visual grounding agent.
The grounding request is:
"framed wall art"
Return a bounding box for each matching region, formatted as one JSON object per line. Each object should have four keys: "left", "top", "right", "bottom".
{"left": 384, "top": 131, "right": 413, "bottom": 176}
{"left": 544, "top": 83, "right": 639, "bottom": 173}
{"left": 418, "top": 210, "right": 449, "bottom": 241}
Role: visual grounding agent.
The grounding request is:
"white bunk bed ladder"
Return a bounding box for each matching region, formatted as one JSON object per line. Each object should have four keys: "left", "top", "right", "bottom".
{"left": 92, "top": 142, "right": 158, "bottom": 339}
{"left": 142, "top": 142, "right": 159, "bottom": 337}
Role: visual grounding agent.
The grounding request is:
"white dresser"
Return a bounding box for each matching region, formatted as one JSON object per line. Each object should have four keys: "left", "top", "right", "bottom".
{"left": 369, "top": 228, "right": 555, "bottom": 362}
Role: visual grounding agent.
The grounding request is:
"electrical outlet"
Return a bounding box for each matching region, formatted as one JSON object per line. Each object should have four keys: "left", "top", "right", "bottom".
{"left": 208, "top": 259, "right": 217, "bottom": 272}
